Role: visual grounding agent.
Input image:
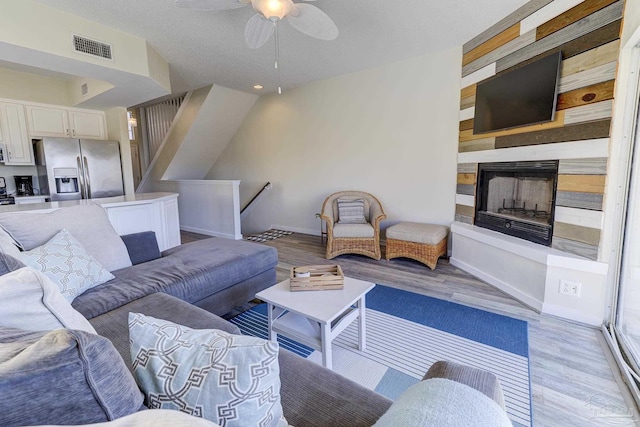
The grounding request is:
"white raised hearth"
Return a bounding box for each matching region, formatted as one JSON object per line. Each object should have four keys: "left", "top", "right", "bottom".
{"left": 450, "top": 222, "right": 608, "bottom": 326}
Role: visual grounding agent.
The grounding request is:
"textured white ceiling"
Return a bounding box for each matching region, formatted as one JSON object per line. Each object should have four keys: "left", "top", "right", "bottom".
{"left": 31, "top": 0, "right": 529, "bottom": 95}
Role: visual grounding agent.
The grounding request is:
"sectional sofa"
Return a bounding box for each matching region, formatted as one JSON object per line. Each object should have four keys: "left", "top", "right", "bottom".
{"left": 0, "top": 203, "right": 511, "bottom": 426}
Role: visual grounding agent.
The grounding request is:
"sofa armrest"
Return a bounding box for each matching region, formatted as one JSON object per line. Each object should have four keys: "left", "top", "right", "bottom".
{"left": 279, "top": 349, "right": 392, "bottom": 427}
{"left": 424, "top": 360, "right": 506, "bottom": 409}
{"left": 120, "top": 231, "right": 161, "bottom": 265}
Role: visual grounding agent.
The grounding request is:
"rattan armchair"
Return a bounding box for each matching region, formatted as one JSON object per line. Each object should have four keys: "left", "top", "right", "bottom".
{"left": 320, "top": 191, "right": 387, "bottom": 260}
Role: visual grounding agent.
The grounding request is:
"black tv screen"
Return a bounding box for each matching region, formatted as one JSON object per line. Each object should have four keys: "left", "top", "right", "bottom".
{"left": 473, "top": 51, "right": 561, "bottom": 134}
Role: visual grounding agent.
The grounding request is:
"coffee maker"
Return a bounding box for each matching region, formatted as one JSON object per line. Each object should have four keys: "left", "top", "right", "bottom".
{"left": 14, "top": 176, "right": 34, "bottom": 196}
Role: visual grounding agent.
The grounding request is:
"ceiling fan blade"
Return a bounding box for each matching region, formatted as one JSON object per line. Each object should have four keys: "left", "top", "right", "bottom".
{"left": 245, "top": 14, "right": 275, "bottom": 49}
{"left": 175, "top": 0, "right": 249, "bottom": 10}
{"left": 287, "top": 3, "right": 338, "bottom": 41}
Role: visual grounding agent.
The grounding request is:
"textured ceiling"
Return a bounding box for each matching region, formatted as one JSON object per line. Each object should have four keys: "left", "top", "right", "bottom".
{"left": 31, "top": 0, "right": 529, "bottom": 95}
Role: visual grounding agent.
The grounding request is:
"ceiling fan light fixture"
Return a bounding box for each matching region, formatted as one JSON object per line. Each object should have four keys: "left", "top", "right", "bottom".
{"left": 252, "top": 0, "right": 294, "bottom": 21}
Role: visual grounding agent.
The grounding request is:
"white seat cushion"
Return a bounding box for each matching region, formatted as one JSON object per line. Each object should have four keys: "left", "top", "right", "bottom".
{"left": 386, "top": 222, "right": 448, "bottom": 244}
{"left": 333, "top": 223, "right": 375, "bottom": 238}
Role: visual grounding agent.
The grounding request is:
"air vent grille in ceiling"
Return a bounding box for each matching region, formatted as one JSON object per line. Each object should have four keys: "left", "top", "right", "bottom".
{"left": 72, "top": 34, "right": 112, "bottom": 60}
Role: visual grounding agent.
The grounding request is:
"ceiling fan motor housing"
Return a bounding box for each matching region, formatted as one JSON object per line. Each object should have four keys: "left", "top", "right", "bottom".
{"left": 252, "top": 0, "right": 294, "bottom": 21}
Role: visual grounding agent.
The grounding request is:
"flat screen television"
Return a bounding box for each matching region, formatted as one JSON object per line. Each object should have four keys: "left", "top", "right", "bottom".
{"left": 473, "top": 51, "right": 562, "bottom": 134}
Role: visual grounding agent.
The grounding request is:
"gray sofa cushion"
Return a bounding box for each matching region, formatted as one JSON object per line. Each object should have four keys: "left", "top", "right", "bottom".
{"left": 73, "top": 238, "right": 278, "bottom": 319}
{"left": 0, "top": 327, "right": 143, "bottom": 426}
{"left": 0, "top": 204, "right": 132, "bottom": 272}
{"left": 121, "top": 231, "right": 161, "bottom": 265}
{"left": 89, "top": 293, "right": 241, "bottom": 372}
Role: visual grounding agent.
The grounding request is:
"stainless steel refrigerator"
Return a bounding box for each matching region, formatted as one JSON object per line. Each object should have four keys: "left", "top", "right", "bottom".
{"left": 34, "top": 138, "right": 124, "bottom": 201}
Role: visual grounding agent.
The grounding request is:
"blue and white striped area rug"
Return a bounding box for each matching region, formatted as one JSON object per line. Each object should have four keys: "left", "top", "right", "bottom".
{"left": 230, "top": 284, "right": 531, "bottom": 427}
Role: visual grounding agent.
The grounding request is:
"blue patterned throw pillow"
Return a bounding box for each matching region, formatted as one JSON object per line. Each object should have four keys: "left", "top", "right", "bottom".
{"left": 18, "top": 229, "right": 115, "bottom": 302}
{"left": 129, "top": 313, "right": 286, "bottom": 427}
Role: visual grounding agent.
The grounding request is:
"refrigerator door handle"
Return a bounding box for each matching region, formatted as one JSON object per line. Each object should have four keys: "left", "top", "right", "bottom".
{"left": 77, "top": 156, "right": 87, "bottom": 199}
{"left": 83, "top": 156, "right": 92, "bottom": 199}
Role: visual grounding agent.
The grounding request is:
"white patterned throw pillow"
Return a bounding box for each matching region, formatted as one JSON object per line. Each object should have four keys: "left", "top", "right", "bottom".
{"left": 129, "top": 313, "right": 286, "bottom": 427}
{"left": 18, "top": 229, "right": 115, "bottom": 302}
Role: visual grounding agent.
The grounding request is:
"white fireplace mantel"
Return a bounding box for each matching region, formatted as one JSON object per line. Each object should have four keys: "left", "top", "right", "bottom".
{"left": 450, "top": 222, "right": 608, "bottom": 326}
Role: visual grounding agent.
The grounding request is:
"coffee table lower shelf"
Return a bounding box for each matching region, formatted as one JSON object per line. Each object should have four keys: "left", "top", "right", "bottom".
{"left": 269, "top": 306, "right": 360, "bottom": 353}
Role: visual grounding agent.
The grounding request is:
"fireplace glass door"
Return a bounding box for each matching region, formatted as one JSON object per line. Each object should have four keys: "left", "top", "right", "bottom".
{"left": 475, "top": 161, "right": 558, "bottom": 245}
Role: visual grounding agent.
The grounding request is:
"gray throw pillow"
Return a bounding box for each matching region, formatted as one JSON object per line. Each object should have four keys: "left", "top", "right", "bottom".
{"left": 337, "top": 198, "right": 367, "bottom": 224}
{"left": 0, "top": 204, "right": 132, "bottom": 272}
{"left": 0, "top": 327, "right": 143, "bottom": 426}
{"left": 120, "top": 231, "right": 161, "bottom": 265}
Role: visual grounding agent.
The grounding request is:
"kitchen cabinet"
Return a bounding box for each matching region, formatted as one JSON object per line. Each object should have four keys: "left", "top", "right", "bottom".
{"left": 0, "top": 102, "right": 34, "bottom": 165}
{"left": 26, "top": 105, "right": 106, "bottom": 140}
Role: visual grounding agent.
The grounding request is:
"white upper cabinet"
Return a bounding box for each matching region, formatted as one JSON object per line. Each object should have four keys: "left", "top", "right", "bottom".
{"left": 69, "top": 110, "right": 106, "bottom": 140}
{"left": 25, "top": 105, "right": 69, "bottom": 138}
{"left": 0, "top": 102, "right": 34, "bottom": 165}
{"left": 26, "top": 105, "right": 106, "bottom": 140}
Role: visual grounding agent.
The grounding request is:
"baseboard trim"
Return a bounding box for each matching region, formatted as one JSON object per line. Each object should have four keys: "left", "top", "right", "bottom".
{"left": 450, "top": 256, "right": 543, "bottom": 312}
{"left": 181, "top": 226, "right": 241, "bottom": 240}
{"left": 542, "top": 303, "right": 603, "bottom": 326}
{"left": 270, "top": 224, "right": 319, "bottom": 236}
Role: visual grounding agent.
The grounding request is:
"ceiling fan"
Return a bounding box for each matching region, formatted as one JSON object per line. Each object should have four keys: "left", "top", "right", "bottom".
{"left": 175, "top": 0, "right": 339, "bottom": 49}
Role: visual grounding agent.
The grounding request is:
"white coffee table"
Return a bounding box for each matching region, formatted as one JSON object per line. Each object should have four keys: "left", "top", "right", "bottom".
{"left": 256, "top": 276, "right": 375, "bottom": 370}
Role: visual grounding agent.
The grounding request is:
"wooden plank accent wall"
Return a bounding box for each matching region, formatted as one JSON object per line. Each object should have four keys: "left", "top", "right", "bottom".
{"left": 457, "top": 0, "right": 622, "bottom": 261}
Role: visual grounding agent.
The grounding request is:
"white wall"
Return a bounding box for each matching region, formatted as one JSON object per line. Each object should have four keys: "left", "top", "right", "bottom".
{"left": 207, "top": 47, "right": 462, "bottom": 235}
{"left": 0, "top": 67, "right": 71, "bottom": 106}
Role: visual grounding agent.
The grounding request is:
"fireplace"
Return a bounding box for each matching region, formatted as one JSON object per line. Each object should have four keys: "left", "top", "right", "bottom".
{"left": 475, "top": 160, "right": 558, "bottom": 246}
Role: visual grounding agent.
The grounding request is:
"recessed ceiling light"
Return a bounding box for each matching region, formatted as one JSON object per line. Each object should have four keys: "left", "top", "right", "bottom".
{"left": 253, "top": 84, "right": 263, "bottom": 90}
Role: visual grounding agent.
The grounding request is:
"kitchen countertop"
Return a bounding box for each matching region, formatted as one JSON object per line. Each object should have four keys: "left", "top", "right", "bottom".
{"left": 0, "top": 192, "right": 178, "bottom": 213}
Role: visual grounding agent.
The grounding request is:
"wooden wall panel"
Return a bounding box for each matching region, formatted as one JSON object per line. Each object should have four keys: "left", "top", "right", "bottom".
{"left": 493, "top": 2, "right": 623, "bottom": 73}
{"left": 456, "top": 204, "right": 475, "bottom": 218}
{"left": 457, "top": 173, "right": 477, "bottom": 185}
{"left": 460, "top": 111, "right": 566, "bottom": 142}
{"left": 457, "top": 0, "right": 621, "bottom": 259}
{"left": 556, "top": 191, "right": 604, "bottom": 210}
{"left": 558, "top": 158, "right": 608, "bottom": 174}
{"left": 460, "top": 95, "right": 476, "bottom": 110}
{"left": 459, "top": 138, "right": 496, "bottom": 153}
{"left": 460, "top": 84, "right": 477, "bottom": 100}
{"left": 554, "top": 222, "right": 601, "bottom": 246}
{"left": 558, "top": 61, "right": 617, "bottom": 93}
{"left": 463, "top": 31, "right": 536, "bottom": 77}
{"left": 457, "top": 163, "right": 477, "bottom": 174}
{"left": 557, "top": 80, "right": 614, "bottom": 110}
{"left": 494, "top": 119, "right": 611, "bottom": 148}
{"left": 463, "top": 24, "right": 521, "bottom": 66}
{"left": 457, "top": 184, "right": 476, "bottom": 196}
{"left": 552, "top": 236, "right": 598, "bottom": 259}
{"left": 536, "top": 0, "right": 619, "bottom": 39}
{"left": 459, "top": 119, "right": 474, "bottom": 132}
{"left": 463, "top": 0, "right": 553, "bottom": 53}
{"left": 564, "top": 99, "right": 613, "bottom": 124}
{"left": 496, "top": 18, "right": 622, "bottom": 74}
{"left": 560, "top": 39, "right": 619, "bottom": 76}
{"left": 557, "top": 174, "right": 606, "bottom": 193}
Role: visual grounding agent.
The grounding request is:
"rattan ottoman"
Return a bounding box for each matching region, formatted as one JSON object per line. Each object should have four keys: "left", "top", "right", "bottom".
{"left": 385, "top": 222, "right": 448, "bottom": 270}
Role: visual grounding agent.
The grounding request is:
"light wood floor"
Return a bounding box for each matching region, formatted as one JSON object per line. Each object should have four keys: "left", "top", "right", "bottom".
{"left": 182, "top": 231, "right": 638, "bottom": 426}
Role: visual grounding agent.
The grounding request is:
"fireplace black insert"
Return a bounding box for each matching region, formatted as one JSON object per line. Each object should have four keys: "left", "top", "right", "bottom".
{"left": 475, "top": 160, "right": 558, "bottom": 246}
